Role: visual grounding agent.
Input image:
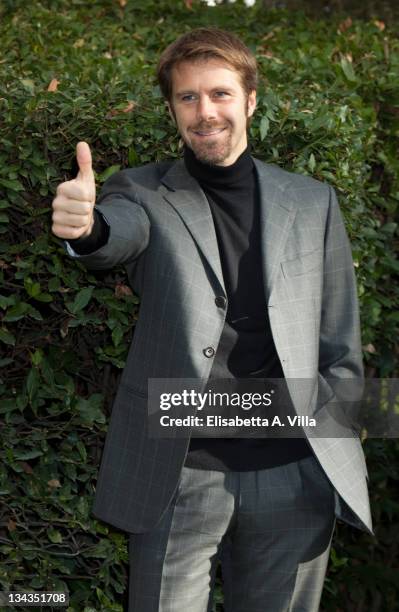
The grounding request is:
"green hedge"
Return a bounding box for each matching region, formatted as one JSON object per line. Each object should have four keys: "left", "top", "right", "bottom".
{"left": 0, "top": 1, "right": 398, "bottom": 610}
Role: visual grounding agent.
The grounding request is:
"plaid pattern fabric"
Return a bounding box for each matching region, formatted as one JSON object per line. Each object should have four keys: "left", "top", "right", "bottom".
{"left": 128, "top": 455, "right": 335, "bottom": 612}
{"left": 65, "top": 157, "right": 372, "bottom": 535}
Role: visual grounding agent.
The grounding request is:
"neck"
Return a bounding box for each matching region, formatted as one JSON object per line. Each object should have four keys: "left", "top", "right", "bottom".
{"left": 183, "top": 143, "right": 254, "bottom": 188}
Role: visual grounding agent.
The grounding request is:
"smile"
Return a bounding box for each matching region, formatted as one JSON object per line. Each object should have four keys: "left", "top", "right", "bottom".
{"left": 193, "top": 128, "right": 226, "bottom": 137}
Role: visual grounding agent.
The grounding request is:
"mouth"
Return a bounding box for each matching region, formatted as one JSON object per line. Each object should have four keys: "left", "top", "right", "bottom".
{"left": 193, "top": 128, "right": 226, "bottom": 138}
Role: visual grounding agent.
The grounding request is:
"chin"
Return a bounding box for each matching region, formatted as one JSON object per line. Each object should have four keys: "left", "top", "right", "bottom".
{"left": 197, "top": 153, "right": 228, "bottom": 166}
{"left": 190, "top": 143, "right": 231, "bottom": 166}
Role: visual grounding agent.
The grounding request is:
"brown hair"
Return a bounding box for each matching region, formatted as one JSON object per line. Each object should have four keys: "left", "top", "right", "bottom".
{"left": 156, "top": 27, "right": 258, "bottom": 105}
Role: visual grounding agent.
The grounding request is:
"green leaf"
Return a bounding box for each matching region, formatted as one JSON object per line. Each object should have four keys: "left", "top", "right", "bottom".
{"left": 381, "top": 222, "right": 397, "bottom": 234}
{"left": 3, "top": 302, "right": 30, "bottom": 322}
{"left": 27, "top": 306, "right": 43, "bottom": 320}
{"left": 0, "top": 178, "right": 24, "bottom": 192}
{"left": 308, "top": 153, "right": 316, "bottom": 172}
{"left": 112, "top": 324, "right": 123, "bottom": 347}
{"left": 48, "top": 276, "right": 61, "bottom": 291}
{"left": 20, "top": 78, "right": 35, "bottom": 93}
{"left": 68, "top": 286, "right": 94, "bottom": 314}
{"left": 75, "top": 394, "right": 105, "bottom": 426}
{"left": 76, "top": 440, "right": 87, "bottom": 462}
{"left": 26, "top": 367, "right": 40, "bottom": 400}
{"left": 31, "top": 349, "right": 43, "bottom": 366}
{"left": 47, "top": 528, "right": 63, "bottom": 544}
{"left": 40, "top": 357, "right": 56, "bottom": 390}
{"left": 98, "top": 165, "right": 121, "bottom": 182}
{"left": 34, "top": 292, "right": 53, "bottom": 303}
{"left": 0, "top": 328, "right": 15, "bottom": 345}
{"left": 340, "top": 57, "right": 356, "bottom": 82}
{"left": 259, "top": 115, "right": 269, "bottom": 141}
{"left": 0, "top": 295, "right": 15, "bottom": 309}
{"left": 24, "top": 278, "right": 41, "bottom": 298}
{"left": 0, "top": 357, "right": 13, "bottom": 367}
{"left": 15, "top": 449, "right": 43, "bottom": 460}
{"left": 128, "top": 147, "right": 138, "bottom": 166}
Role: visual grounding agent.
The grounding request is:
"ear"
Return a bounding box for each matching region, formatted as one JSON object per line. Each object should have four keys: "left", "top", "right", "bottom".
{"left": 247, "top": 90, "right": 257, "bottom": 117}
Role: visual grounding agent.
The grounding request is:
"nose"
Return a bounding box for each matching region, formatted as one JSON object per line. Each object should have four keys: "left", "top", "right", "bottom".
{"left": 196, "top": 95, "right": 217, "bottom": 122}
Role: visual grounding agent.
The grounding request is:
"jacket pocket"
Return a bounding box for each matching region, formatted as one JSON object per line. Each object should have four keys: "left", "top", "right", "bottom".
{"left": 281, "top": 250, "right": 322, "bottom": 277}
{"left": 118, "top": 380, "right": 148, "bottom": 398}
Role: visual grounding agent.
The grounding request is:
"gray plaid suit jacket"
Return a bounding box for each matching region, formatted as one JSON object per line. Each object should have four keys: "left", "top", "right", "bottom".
{"left": 67, "top": 155, "right": 372, "bottom": 535}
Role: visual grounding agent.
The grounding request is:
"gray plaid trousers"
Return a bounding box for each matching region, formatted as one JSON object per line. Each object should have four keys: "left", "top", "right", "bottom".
{"left": 128, "top": 454, "right": 336, "bottom": 612}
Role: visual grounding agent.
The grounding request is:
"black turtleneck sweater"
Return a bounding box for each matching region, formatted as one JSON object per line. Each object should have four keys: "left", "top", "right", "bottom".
{"left": 182, "top": 144, "right": 311, "bottom": 470}
{"left": 68, "top": 144, "right": 312, "bottom": 471}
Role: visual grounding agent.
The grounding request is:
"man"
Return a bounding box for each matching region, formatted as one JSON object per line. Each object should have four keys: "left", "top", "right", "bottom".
{"left": 52, "top": 27, "right": 371, "bottom": 612}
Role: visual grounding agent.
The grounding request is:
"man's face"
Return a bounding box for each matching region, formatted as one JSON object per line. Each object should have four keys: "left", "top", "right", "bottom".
{"left": 167, "top": 59, "right": 256, "bottom": 166}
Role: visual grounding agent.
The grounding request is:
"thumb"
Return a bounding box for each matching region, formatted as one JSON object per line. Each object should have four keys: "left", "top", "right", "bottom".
{"left": 76, "top": 141, "right": 94, "bottom": 182}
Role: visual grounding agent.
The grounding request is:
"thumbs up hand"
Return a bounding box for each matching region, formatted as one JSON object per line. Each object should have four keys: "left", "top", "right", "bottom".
{"left": 52, "top": 142, "right": 96, "bottom": 240}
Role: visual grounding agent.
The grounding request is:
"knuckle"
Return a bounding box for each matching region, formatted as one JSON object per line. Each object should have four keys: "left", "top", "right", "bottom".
{"left": 52, "top": 196, "right": 60, "bottom": 209}
{"left": 52, "top": 224, "right": 64, "bottom": 238}
{"left": 81, "top": 191, "right": 92, "bottom": 204}
{"left": 56, "top": 181, "right": 68, "bottom": 196}
{"left": 71, "top": 227, "right": 83, "bottom": 239}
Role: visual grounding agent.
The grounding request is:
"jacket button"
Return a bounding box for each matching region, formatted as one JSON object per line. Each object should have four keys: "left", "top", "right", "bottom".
{"left": 203, "top": 346, "right": 215, "bottom": 358}
{"left": 215, "top": 296, "right": 227, "bottom": 308}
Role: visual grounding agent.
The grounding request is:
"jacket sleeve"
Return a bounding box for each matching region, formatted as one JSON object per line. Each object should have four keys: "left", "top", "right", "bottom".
{"left": 62, "top": 169, "right": 150, "bottom": 270}
{"left": 65, "top": 208, "right": 110, "bottom": 256}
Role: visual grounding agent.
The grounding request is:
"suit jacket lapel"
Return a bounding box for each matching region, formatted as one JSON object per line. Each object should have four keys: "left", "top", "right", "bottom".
{"left": 160, "top": 158, "right": 225, "bottom": 293}
{"left": 160, "top": 156, "right": 297, "bottom": 302}
{"left": 253, "top": 158, "right": 297, "bottom": 303}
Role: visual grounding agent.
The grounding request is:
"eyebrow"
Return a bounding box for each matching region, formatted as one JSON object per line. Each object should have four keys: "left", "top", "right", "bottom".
{"left": 174, "top": 87, "right": 235, "bottom": 97}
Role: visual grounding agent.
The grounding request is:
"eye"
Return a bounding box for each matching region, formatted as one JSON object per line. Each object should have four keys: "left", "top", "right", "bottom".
{"left": 181, "top": 94, "right": 196, "bottom": 102}
{"left": 214, "top": 91, "right": 229, "bottom": 98}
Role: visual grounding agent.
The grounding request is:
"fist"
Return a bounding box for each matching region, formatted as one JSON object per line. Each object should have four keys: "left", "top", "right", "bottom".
{"left": 52, "top": 142, "right": 96, "bottom": 240}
